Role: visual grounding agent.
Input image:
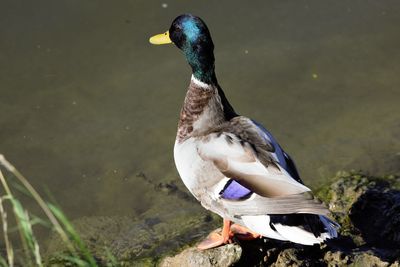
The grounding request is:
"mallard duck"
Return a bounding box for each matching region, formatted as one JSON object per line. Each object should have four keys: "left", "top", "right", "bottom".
{"left": 149, "top": 14, "right": 338, "bottom": 250}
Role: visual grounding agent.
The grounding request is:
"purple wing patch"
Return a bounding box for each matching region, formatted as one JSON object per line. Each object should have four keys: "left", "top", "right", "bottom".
{"left": 220, "top": 180, "right": 252, "bottom": 200}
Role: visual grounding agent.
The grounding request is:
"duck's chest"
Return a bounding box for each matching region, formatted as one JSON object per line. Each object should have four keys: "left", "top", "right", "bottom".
{"left": 173, "top": 138, "right": 226, "bottom": 202}
{"left": 173, "top": 80, "right": 229, "bottom": 205}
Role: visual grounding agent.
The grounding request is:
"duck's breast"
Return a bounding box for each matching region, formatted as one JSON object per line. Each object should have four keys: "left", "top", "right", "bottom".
{"left": 174, "top": 138, "right": 226, "bottom": 202}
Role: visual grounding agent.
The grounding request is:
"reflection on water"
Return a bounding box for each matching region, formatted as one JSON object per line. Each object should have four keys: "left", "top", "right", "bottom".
{"left": 1, "top": 0, "right": 399, "bottom": 251}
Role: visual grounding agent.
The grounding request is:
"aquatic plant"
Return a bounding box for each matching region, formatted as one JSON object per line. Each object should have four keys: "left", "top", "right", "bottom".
{"left": 0, "top": 155, "right": 115, "bottom": 267}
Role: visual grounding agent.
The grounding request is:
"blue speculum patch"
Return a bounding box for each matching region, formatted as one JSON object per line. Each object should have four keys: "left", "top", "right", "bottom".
{"left": 182, "top": 19, "right": 200, "bottom": 41}
{"left": 220, "top": 180, "right": 252, "bottom": 200}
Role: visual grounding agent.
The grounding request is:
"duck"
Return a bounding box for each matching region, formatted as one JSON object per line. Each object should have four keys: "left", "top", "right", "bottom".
{"left": 149, "top": 14, "right": 338, "bottom": 250}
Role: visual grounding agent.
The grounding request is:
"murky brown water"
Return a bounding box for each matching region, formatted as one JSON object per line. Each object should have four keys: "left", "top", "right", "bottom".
{"left": 1, "top": 0, "right": 400, "bottom": 252}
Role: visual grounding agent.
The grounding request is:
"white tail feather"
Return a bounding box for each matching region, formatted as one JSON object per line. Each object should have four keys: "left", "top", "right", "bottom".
{"left": 242, "top": 214, "right": 339, "bottom": 246}
{"left": 274, "top": 215, "right": 339, "bottom": 245}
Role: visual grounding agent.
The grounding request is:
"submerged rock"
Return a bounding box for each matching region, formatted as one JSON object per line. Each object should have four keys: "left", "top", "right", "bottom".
{"left": 45, "top": 172, "right": 220, "bottom": 265}
{"left": 45, "top": 212, "right": 219, "bottom": 266}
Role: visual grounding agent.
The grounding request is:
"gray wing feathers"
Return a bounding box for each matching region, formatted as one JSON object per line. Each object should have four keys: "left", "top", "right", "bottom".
{"left": 214, "top": 192, "right": 329, "bottom": 216}
{"left": 197, "top": 116, "right": 331, "bottom": 217}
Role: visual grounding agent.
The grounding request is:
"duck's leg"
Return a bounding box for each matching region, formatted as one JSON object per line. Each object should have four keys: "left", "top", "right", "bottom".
{"left": 197, "top": 219, "right": 232, "bottom": 250}
{"left": 231, "top": 223, "right": 261, "bottom": 240}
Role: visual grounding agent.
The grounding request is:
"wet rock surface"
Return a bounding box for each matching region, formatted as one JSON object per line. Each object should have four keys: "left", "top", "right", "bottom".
{"left": 45, "top": 171, "right": 400, "bottom": 266}
{"left": 160, "top": 243, "right": 242, "bottom": 267}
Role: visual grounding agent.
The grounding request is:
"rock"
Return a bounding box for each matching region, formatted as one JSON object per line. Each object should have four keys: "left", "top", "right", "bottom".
{"left": 318, "top": 172, "right": 400, "bottom": 245}
{"left": 271, "top": 248, "right": 315, "bottom": 267}
{"left": 160, "top": 243, "right": 242, "bottom": 267}
{"left": 350, "top": 188, "right": 400, "bottom": 247}
{"left": 351, "top": 252, "right": 391, "bottom": 267}
{"left": 323, "top": 250, "right": 351, "bottom": 266}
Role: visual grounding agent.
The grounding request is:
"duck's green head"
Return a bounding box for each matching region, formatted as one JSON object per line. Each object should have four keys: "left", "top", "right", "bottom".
{"left": 150, "top": 14, "right": 216, "bottom": 84}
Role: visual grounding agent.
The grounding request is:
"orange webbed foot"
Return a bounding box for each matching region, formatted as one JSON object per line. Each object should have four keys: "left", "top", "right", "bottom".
{"left": 197, "top": 219, "right": 233, "bottom": 250}
{"left": 197, "top": 232, "right": 229, "bottom": 250}
{"left": 231, "top": 223, "right": 261, "bottom": 240}
{"left": 197, "top": 219, "right": 263, "bottom": 250}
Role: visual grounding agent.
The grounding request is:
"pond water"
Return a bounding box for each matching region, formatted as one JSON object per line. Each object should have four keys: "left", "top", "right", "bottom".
{"left": 1, "top": 0, "right": 399, "bottom": 255}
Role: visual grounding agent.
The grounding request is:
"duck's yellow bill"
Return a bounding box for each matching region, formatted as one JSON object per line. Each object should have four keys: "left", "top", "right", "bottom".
{"left": 149, "top": 31, "right": 172, "bottom": 45}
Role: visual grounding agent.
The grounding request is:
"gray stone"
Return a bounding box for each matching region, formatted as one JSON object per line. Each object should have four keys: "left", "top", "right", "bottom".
{"left": 160, "top": 243, "right": 242, "bottom": 267}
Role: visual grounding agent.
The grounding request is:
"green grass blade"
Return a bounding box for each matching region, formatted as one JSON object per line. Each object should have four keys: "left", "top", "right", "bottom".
{"left": 0, "top": 256, "right": 9, "bottom": 267}
{"left": 104, "top": 247, "right": 119, "bottom": 267}
{"left": 0, "top": 197, "right": 13, "bottom": 267}
{"left": 48, "top": 204, "right": 97, "bottom": 267}
{"left": 7, "top": 197, "right": 42, "bottom": 266}
{"left": 61, "top": 255, "right": 93, "bottom": 267}
{"left": 0, "top": 156, "right": 77, "bottom": 255}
